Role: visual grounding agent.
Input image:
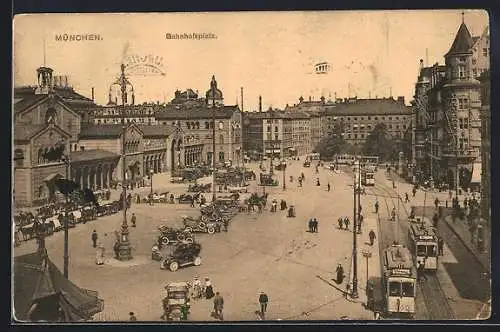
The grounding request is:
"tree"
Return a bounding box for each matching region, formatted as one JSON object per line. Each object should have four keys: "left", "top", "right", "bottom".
{"left": 313, "top": 123, "right": 351, "bottom": 159}
{"left": 363, "top": 123, "right": 395, "bottom": 161}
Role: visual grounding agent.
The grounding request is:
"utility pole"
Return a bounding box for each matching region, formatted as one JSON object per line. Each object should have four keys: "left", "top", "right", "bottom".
{"left": 351, "top": 159, "right": 360, "bottom": 299}
{"left": 63, "top": 156, "right": 70, "bottom": 278}
{"left": 211, "top": 78, "right": 217, "bottom": 203}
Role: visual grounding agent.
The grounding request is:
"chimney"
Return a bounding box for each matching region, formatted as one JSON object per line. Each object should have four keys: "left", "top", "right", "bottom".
{"left": 259, "top": 95, "right": 262, "bottom": 112}
{"left": 91, "top": 87, "right": 95, "bottom": 102}
{"left": 397, "top": 96, "right": 405, "bottom": 105}
{"left": 420, "top": 59, "right": 424, "bottom": 70}
{"left": 241, "top": 87, "right": 244, "bottom": 112}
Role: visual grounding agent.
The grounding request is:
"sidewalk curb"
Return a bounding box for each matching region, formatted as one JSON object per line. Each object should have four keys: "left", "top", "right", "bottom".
{"left": 442, "top": 216, "right": 490, "bottom": 273}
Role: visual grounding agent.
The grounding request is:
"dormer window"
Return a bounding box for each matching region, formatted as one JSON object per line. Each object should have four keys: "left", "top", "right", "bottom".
{"left": 458, "top": 66, "right": 466, "bottom": 79}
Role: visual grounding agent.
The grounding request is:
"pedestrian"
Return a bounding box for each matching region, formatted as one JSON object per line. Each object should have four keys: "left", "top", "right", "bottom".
{"left": 432, "top": 213, "right": 439, "bottom": 228}
{"left": 374, "top": 201, "right": 379, "bottom": 213}
{"left": 449, "top": 190, "right": 453, "bottom": 199}
{"left": 405, "top": 193, "right": 410, "bottom": 203}
{"left": 327, "top": 183, "right": 331, "bottom": 192}
{"left": 213, "top": 292, "right": 224, "bottom": 320}
{"left": 392, "top": 179, "right": 395, "bottom": 189}
{"left": 412, "top": 187, "right": 417, "bottom": 197}
{"left": 338, "top": 217, "right": 344, "bottom": 230}
{"left": 129, "top": 312, "right": 137, "bottom": 321}
{"left": 313, "top": 218, "right": 319, "bottom": 233}
{"left": 308, "top": 218, "right": 314, "bottom": 232}
{"left": 259, "top": 291, "right": 269, "bottom": 315}
{"left": 391, "top": 208, "right": 396, "bottom": 221}
{"left": 192, "top": 276, "right": 202, "bottom": 299}
{"left": 417, "top": 260, "right": 427, "bottom": 282}
{"left": 369, "top": 229, "right": 376, "bottom": 246}
{"left": 434, "top": 197, "right": 439, "bottom": 209}
{"left": 223, "top": 218, "right": 229, "bottom": 232}
{"left": 464, "top": 197, "right": 468, "bottom": 209}
{"left": 113, "top": 240, "right": 120, "bottom": 259}
{"left": 316, "top": 178, "right": 321, "bottom": 186}
{"left": 95, "top": 244, "right": 105, "bottom": 265}
{"left": 204, "top": 277, "right": 215, "bottom": 299}
{"left": 336, "top": 264, "right": 345, "bottom": 284}
{"left": 344, "top": 217, "right": 350, "bottom": 230}
{"left": 91, "top": 230, "right": 98, "bottom": 248}
{"left": 131, "top": 213, "right": 136, "bottom": 228}
{"left": 438, "top": 237, "right": 444, "bottom": 256}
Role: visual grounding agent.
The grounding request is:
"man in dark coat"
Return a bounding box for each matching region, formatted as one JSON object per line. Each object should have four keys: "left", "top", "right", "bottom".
{"left": 131, "top": 213, "right": 137, "bottom": 227}
{"left": 91, "top": 230, "right": 98, "bottom": 248}
{"left": 308, "top": 218, "right": 313, "bottom": 232}
{"left": 259, "top": 292, "right": 269, "bottom": 315}
{"left": 369, "top": 229, "right": 376, "bottom": 246}
{"left": 335, "top": 264, "right": 345, "bottom": 284}
{"left": 438, "top": 237, "right": 444, "bottom": 256}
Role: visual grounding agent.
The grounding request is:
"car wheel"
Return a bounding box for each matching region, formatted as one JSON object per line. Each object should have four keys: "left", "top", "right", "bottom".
{"left": 207, "top": 227, "right": 215, "bottom": 234}
{"left": 185, "top": 237, "right": 194, "bottom": 243}
{"left": 193, "top": 256, "right": 202, "bottom": 266}
{"left": 169, "top": 261, "right": 179, "bottom": 272}
{"left": 161, "top": 237, "right": 170, "bottom": 245}
{"left": 177, "top": 234, "right": 185, "bottom": 241}
{"left": 198, "top": 222, "right": 206, "bottom": 229}
{"left": 185, "top": 227, "right": 192, "bottom": 233}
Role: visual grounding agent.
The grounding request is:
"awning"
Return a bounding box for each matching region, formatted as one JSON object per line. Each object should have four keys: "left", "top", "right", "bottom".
{"left": 471, "top": 162, "right": 482, "bottom": 183}
{"left": 43, "top": 173, "right": 64, "bottom": 182}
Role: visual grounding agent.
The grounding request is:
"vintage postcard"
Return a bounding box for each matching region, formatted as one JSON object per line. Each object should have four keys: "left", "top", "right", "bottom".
{"left": 12, "top": 10, "right": 490, "bottom": 322}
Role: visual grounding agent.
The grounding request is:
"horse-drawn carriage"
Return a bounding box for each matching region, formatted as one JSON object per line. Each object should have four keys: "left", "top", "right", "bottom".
{"left": 96, "top": 200, "right": 120, "bottom": 217}
{"left": 260, "top": 173, "right": 278, "bottom": 186}
{"left": 187, "top": 183, "right": 212, "bottom": 193}
{"left": 177, "top": 194, "right": 195, "bottom": 204}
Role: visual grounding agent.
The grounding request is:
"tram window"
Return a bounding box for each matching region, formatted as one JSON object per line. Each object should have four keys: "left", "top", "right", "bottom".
{"left": 389, "top": 281, "right": 401, "bottom": 296}
{"left": 427, "top": 245, "right": 437, "bottom": 257}
{"left": 402, "top": 282, "right": 414, "bottom": 297}
{"left": 417, "top": 245, "right": 427, "bottom": 256}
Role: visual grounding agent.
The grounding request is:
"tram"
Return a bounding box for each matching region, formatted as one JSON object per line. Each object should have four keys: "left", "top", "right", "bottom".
{"left": 382, "top": 244, "right": 417, "bottom": 318}
{"left": 407, "top": 219, "right": 439, "bottom": 271}
{"left": 335, "top": 154, "right": 356, "bottom": 165}
{"left": 361, "top": 167, "right": 375, "bottom": 186}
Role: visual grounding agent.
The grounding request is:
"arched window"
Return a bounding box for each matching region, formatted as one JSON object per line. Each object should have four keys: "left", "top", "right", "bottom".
{"left": 219, "top": 151, "right": 225, "bottom": 161}
{"left": 219, "top": 134, "right": 224, "bottom": 145}
{"left": 14, "top": 149, "right": 24, "bottom": 167}
{"left": 196, "top": 121, "right": 200, "bottom": 129}
{"left": 186, "top": 122, "right": 191, "bottom": 129}
{"left": 43, "top": 147, "right": 49, "bottom": 163}
{"left": 38, "top": 148, "right": 44, "bottom": 164}
{"left": 44, "top": 108, "right": 57, "bottom": 124}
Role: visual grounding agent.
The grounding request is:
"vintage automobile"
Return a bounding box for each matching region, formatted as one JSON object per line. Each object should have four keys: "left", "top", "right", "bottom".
{"left": 162, "top": 282, "right": 191, "bottom": 321}
{"left": 260, "top": 173, "right": 278, "bottom": 186}
{"left": 182, "top": 216, "right": 222, "bottom": 234}
{"left": 160, "top": 242, "right": 202, "bottom": 272}
{"left": 158, "top": 226, "right": 194, "bottom": 245}
{"left": 177, "top": 194, "right": 194, "bottom": 204}
{"left": 227, "top": 184, "right": 248, "bottom": 193}
{"left": 170, "top": 176, "right": 185, "bottom": 183}
{"left": 187, "top": 183, "right": 212, "bottom": 193}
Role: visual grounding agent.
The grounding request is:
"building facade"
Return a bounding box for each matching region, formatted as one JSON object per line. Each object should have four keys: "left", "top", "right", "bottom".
{"left": 411, "top": 20, "right": 487, "bottom": 189}
{"left": 323, "top": 97, "right": 412, "bottom": 147}
{"left": 478, "top": 70, "right": 490, "bottom": 221}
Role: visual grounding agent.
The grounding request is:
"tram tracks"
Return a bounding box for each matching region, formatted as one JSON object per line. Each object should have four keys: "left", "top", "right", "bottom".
{"left": 369, "top": 177, "right": 454, "bottom": 320}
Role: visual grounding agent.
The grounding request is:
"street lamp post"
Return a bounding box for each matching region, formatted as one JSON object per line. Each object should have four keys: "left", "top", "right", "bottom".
{"left": 281, "top": 159, "right": 286, "bottom": 190}
{"left": 149, "top": 168, "right": 154, "bottom": 205}
{"left": 362, "top": 248, "right": 372, "bottom": 288}
{"left": 118, "top": 63, "right": 132, "bottom": 261}
{"left": 351, "top": 159, "right": 360, "bottom": 299}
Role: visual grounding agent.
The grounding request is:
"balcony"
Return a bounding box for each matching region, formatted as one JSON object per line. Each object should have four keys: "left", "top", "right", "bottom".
{"left": 441, "top": 147, "right": 479, "bottom": 159}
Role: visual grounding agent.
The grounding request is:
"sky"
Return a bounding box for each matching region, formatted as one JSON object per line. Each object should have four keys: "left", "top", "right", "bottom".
{"left": 13, "top": 10, "right": 489, "bottom": 110}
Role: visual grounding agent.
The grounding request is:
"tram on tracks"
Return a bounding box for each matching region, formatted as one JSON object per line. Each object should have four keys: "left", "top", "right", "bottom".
{"left": 382, "top": 244, "right": 417, "bottom": 318}
{"left": 361, "top": 166, "right": 376, "bottom": 186}
{"left": 407, "top": 218, "right": 439, "bottom": 271}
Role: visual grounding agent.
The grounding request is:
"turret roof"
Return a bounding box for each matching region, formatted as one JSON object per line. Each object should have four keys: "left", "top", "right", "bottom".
{"left": 445, "top": 22, "right": 474, "bottom": 57}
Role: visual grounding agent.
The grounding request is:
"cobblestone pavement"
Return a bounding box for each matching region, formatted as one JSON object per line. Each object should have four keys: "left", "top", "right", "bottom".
{"left": 14, "top": 158, "right": 384, "bottom": 321}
